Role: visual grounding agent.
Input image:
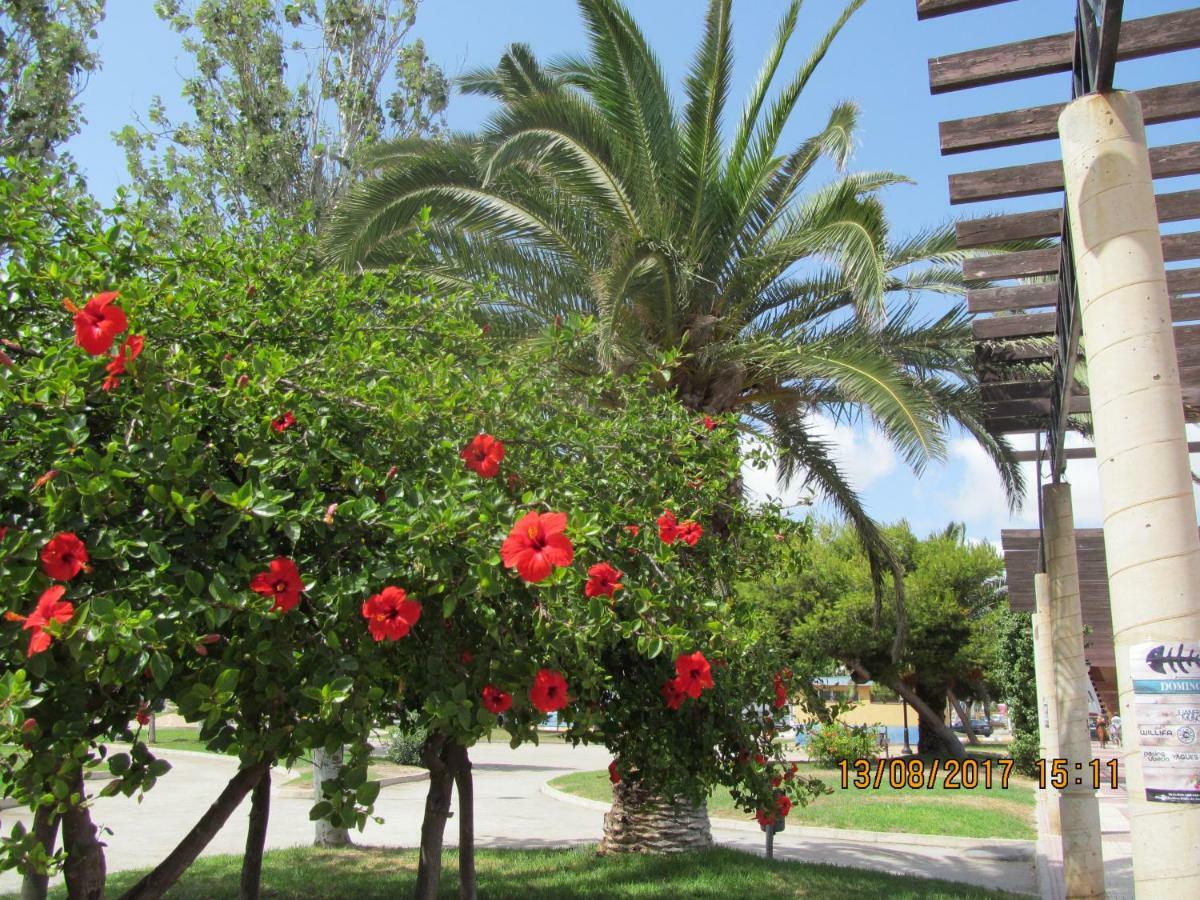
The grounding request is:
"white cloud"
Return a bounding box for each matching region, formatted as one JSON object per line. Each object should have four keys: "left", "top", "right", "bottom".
{"left": 740, "top": 415, "right": 900, "bottom": 510}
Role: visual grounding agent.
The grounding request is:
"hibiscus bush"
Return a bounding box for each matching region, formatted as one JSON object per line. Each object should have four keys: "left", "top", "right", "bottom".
{"left": 1, "top": 163, "right": 814, "bottom": 898}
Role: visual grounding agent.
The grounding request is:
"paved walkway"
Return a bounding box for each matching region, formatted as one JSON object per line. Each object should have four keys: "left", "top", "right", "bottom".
{"left": 1, "top": 740, "right": 1038, "bottom": 896}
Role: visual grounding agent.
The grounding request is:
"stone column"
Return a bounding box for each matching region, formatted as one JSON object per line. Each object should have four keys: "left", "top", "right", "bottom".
{"left": 1032, "top": 574, "right": 1061, "bottom": 836}
{"left": 1060, "top": 89, "right": 1200, "bottom": 897}
{"left": 1043, "top": 483, "right": 1105, "bottom": 899}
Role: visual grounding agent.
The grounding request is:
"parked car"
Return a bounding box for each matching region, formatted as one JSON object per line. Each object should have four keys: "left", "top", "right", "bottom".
{"left": 951, "top": 719, "right": 993, "bottom": 737}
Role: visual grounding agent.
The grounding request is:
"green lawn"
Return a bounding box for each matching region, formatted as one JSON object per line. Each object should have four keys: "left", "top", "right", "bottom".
{"left": 7, "top": 845, "right": 1021, "bottom": 899}
{"left": 139, "top": 727, "right": 218, "bottom": 754}
{"left": 550, "top": 762, "right": 1036, "bottom": 841}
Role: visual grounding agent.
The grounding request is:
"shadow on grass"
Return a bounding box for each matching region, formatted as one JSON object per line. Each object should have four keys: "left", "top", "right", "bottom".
{"left": 28, "top": 845, "right": 1026, "bottom": 900}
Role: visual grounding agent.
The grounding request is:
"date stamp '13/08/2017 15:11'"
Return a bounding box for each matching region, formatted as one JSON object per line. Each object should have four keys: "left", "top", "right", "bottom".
{"left": 837, "top": 757, "right": 1119, "bottom": 791}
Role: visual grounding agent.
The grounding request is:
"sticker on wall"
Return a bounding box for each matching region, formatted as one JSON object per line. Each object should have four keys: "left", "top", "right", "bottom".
{"left": 1130, "top": 641, "right": 1200, "bottom": 804}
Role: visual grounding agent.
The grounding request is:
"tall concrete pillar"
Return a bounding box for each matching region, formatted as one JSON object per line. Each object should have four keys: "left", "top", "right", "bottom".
{"left": 1032, "top": 575, "right": 1061, "bottom": 836}
{"left": 1060, "top": 90, "right": 1200, "bottom": 897}
{"left": 1043, "top": 483, "right": 1105, "bottom": 899}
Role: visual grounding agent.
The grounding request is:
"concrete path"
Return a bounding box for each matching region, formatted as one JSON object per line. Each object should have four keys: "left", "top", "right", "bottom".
{"left": 0, "top": 740, "right": 1037, "bottom": 896}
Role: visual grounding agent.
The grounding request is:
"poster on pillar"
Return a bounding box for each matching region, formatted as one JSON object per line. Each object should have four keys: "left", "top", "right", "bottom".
{"left": 1130, "top": 641, "right": 1200, "bottom": 804}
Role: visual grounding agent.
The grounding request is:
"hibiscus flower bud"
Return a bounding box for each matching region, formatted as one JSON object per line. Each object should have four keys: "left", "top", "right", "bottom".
{"left": 236, "top": 374, "right": 250, "bottom": 388}
{"left": 194, "top": 643, "right": 208, "bottom": 656}
{"left": 33, "top": 469, "right": 59, "bottom": 490}
{"left": 22, "top": 718, "right": 37, "bottom": 734}
{"left": 0, "top": 349, "right": 13, "bottom": 368}
{"left": 324, "top": 503, "right": 338, "bottom": 524}
{"left": 385, "top": 465, "right": 398, "bottom": 480}
{"left": 200, "top": 633, "right": 222, "bottom": 645}
{"left": 246, "top": 284, "right": 257, "bottom": 297}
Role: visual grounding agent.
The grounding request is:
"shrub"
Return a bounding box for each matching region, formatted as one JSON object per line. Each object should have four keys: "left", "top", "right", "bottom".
{"left": 804, "top": 721, "right": 878, "bottom": 767}
{"left": 386, "top": 716, "right": 428, "bottom": 768}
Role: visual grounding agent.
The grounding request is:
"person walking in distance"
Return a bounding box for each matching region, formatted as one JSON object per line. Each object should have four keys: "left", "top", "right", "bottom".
{"left": 1095, "top": 715, "right": 1109, "bottom": 750}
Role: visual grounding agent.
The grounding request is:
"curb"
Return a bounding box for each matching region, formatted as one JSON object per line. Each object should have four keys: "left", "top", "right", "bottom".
{"left": 539, "top": 781, "right": 1035, "bottom": 855}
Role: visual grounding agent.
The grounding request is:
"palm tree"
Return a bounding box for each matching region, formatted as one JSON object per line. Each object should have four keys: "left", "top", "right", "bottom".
{"left": 325, "top": 0, "right": 1021, "bottom": 851}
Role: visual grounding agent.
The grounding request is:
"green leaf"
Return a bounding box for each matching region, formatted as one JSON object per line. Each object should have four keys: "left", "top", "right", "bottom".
{"left": 208, "top": 573, "right": 238, "bottom": 605}
{"left": 356, "top": 780, "right": 381, "bottom": 805}
{"left": 309, "top": 800, "right": 333, "bottom": 821}
{"left": 214, "top": 668, "right": 240, "bottom": 694}
{"left": 109, "top": 753, "right": 131, "bottom": 776}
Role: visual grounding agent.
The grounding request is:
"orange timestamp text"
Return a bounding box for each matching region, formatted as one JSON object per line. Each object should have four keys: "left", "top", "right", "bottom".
{"left": 838, "top": 757, "right": 1015, "bottom": 790}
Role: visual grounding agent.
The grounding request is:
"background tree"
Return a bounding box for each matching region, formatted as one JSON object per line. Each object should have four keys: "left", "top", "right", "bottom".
{"left": 743, "top": 520, "right": 1007, "bottom": 759}
{"left": 0, "top": 0, "right": 104, "bottom": 166}
{"left": 115, "top": 0, "right": 448, "bottom": 230}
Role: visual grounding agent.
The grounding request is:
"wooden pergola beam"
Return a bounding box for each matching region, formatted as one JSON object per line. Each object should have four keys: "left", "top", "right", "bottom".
{"left": 956, "top": 188, "right": 1200, "bottom": 248}
{"left": 929, "top": 9, "right": 1200, "bottom": 92}
{"left": 916, "top": 0, "right": 1017, "bottom": 21}
{"left": 940, "top": 82, "right": 1200, "bottom": 155}
{"left": 949, "top": 141, "right": 1200, "bottom": 204}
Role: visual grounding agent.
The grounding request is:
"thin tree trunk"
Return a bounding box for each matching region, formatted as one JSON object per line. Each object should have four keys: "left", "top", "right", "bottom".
{"left": 883, "top": 675, "right": 967, "bottom": 760}
{"left": 20, "top": 806, "right": 60, "bottom": 900}
{"left": 451, "top": 743, "right": 476, "bottom": 900}
{"left": 62, "top": 775, "right": 106, "bottom": 900}
{"left": 414, "top": 734, "right": 455, "bottom": 900}
{"left": 117, "top": 759, "right": 270, "bottom": 900}
{"left": 948, "top": 689, "right": 978, "bottom": 745}
{"left": 599, "top": 772, "right": 713, "bottom": 854}
{"left": 238, "top": 768, "right": 271, "bottom": 900}
{"left": 312, "top": 747, "right": 352, "bottom": 847}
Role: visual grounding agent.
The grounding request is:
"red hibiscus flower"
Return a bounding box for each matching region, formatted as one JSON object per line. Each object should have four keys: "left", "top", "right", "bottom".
{"left": 674, "top": 651, "right": 714, "bottom": 699}
{"left": 101, "top": 334, "right": 145, "bottom": 392}
{"left": 361, "top": 586, "right": 422, "bottom": 641}
{"left": 678, "top": 520, "right": 703, "bottom": 546}
{"left": 69, "top": 292, "right": 128, "bottom": 356}
{"left": 784, "top": 762, "right": 798, "bottom": 781}
{"left": 771, "top": 773, "right": 783, "bottom": 788}
{"left": 482, "top": 684, "right": 512, "bottom": 714}
{"left": 136, "top": 704, "right": 151, "bottom": 726}
{"left": 623, "top": 525, "right": 639, "bottom": 538}
{"left": 271, "top": 411, "right": 296, "bottom": 432}
{"left": 773, "top": 673, "right": 789, "bottom": 709}
{"left": 661, "top": 677, "right": 687, "bottom": 710}
{"left": 657, "top": 510, "right": 679, "bottom": 544}
{"left": 6, "top": 585, "right": 74, "bottom": 656}
{"left": 460, "top": 433, "right": 505, "bottom": 478}
{"left": 755, "top": 808, "right": 777, "bottom": 828}
{"left": 41, "top": 533, "right": 89, "bottom": 581}
{"left": 0, "top": 349, "right": 13, "bottom": 368}
{"left": 608, "top": 760, "right": 621, "bottom": 784}
{"left": 529, "top": 668, "right": 569, "bottom": 713}
{"left": 776, "top": 794, "right": 792, "bottom": 818}
{"left": 500, "top": 511, "right": 574, "bottom": 583}
{"left": 703, "top": 415, "right": 716, "bottom": 431}
{"left": 249, "top": 557, "right": 304, "bottom": 612}
{"left": 0, "top": 526, "right": 7, "bottom": 542}
{"left": 584, "top": 562, "right": 623, "bottom": 598}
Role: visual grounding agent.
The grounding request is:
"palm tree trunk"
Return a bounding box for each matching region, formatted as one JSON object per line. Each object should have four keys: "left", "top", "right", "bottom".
{"left": 598, "top": 774, "right": 712, "bottom": 854}
{"left": 311, "top": 747, "right": 352, "bottom": 847}
{"left": 20, "top": 807, "right": 59, "bottom": 900}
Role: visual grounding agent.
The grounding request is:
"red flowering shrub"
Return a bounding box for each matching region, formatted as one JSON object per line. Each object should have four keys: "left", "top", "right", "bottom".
{"left": 69, "top": 291, "right": 127, "bottom": 355}
{"left": 481, "top": 685, "right": 512, "bottom": 714}
{"left": 362, "top": 586, "right": 422, "bottom": 641}
{"left": 460, "top": 433, "right": 505, "bottom": 478}
{"left": 40, "top": 532, "right": 88, "bottom": 581}
{"left": 4, "top": 586, "right": 74, "bottom": 656}
{"left": 584, "top": 562, "right": 623, "bottom": 598}
{"left": 249, "top": 557, "right": 304, "bottom": 613}
{"left": 529, "top": 669, "right": 569, "bottom": 713}
{"left": 500, "top": 511, "right": 574, "bottom": 583}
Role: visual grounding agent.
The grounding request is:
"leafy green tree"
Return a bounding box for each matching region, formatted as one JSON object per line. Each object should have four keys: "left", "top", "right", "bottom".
{"left": 324, "top": 0, "right": 1022, "bottom": 600}
{"left": 0, "top": 0, "right": 104, "bottom": 166}
{"left": 743, "top": 520, "right": 1007, "bottom": 759}
{"left": 115, "top": 0, "right": 448, "bottom": 229}
{"left": 994, "top": 610, "right": 1038, "bottom": 775}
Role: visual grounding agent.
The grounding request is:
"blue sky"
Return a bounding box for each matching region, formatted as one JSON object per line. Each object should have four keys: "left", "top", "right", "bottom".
{"left": 65, "top": 0, "right": 1200, "bottom": 544}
